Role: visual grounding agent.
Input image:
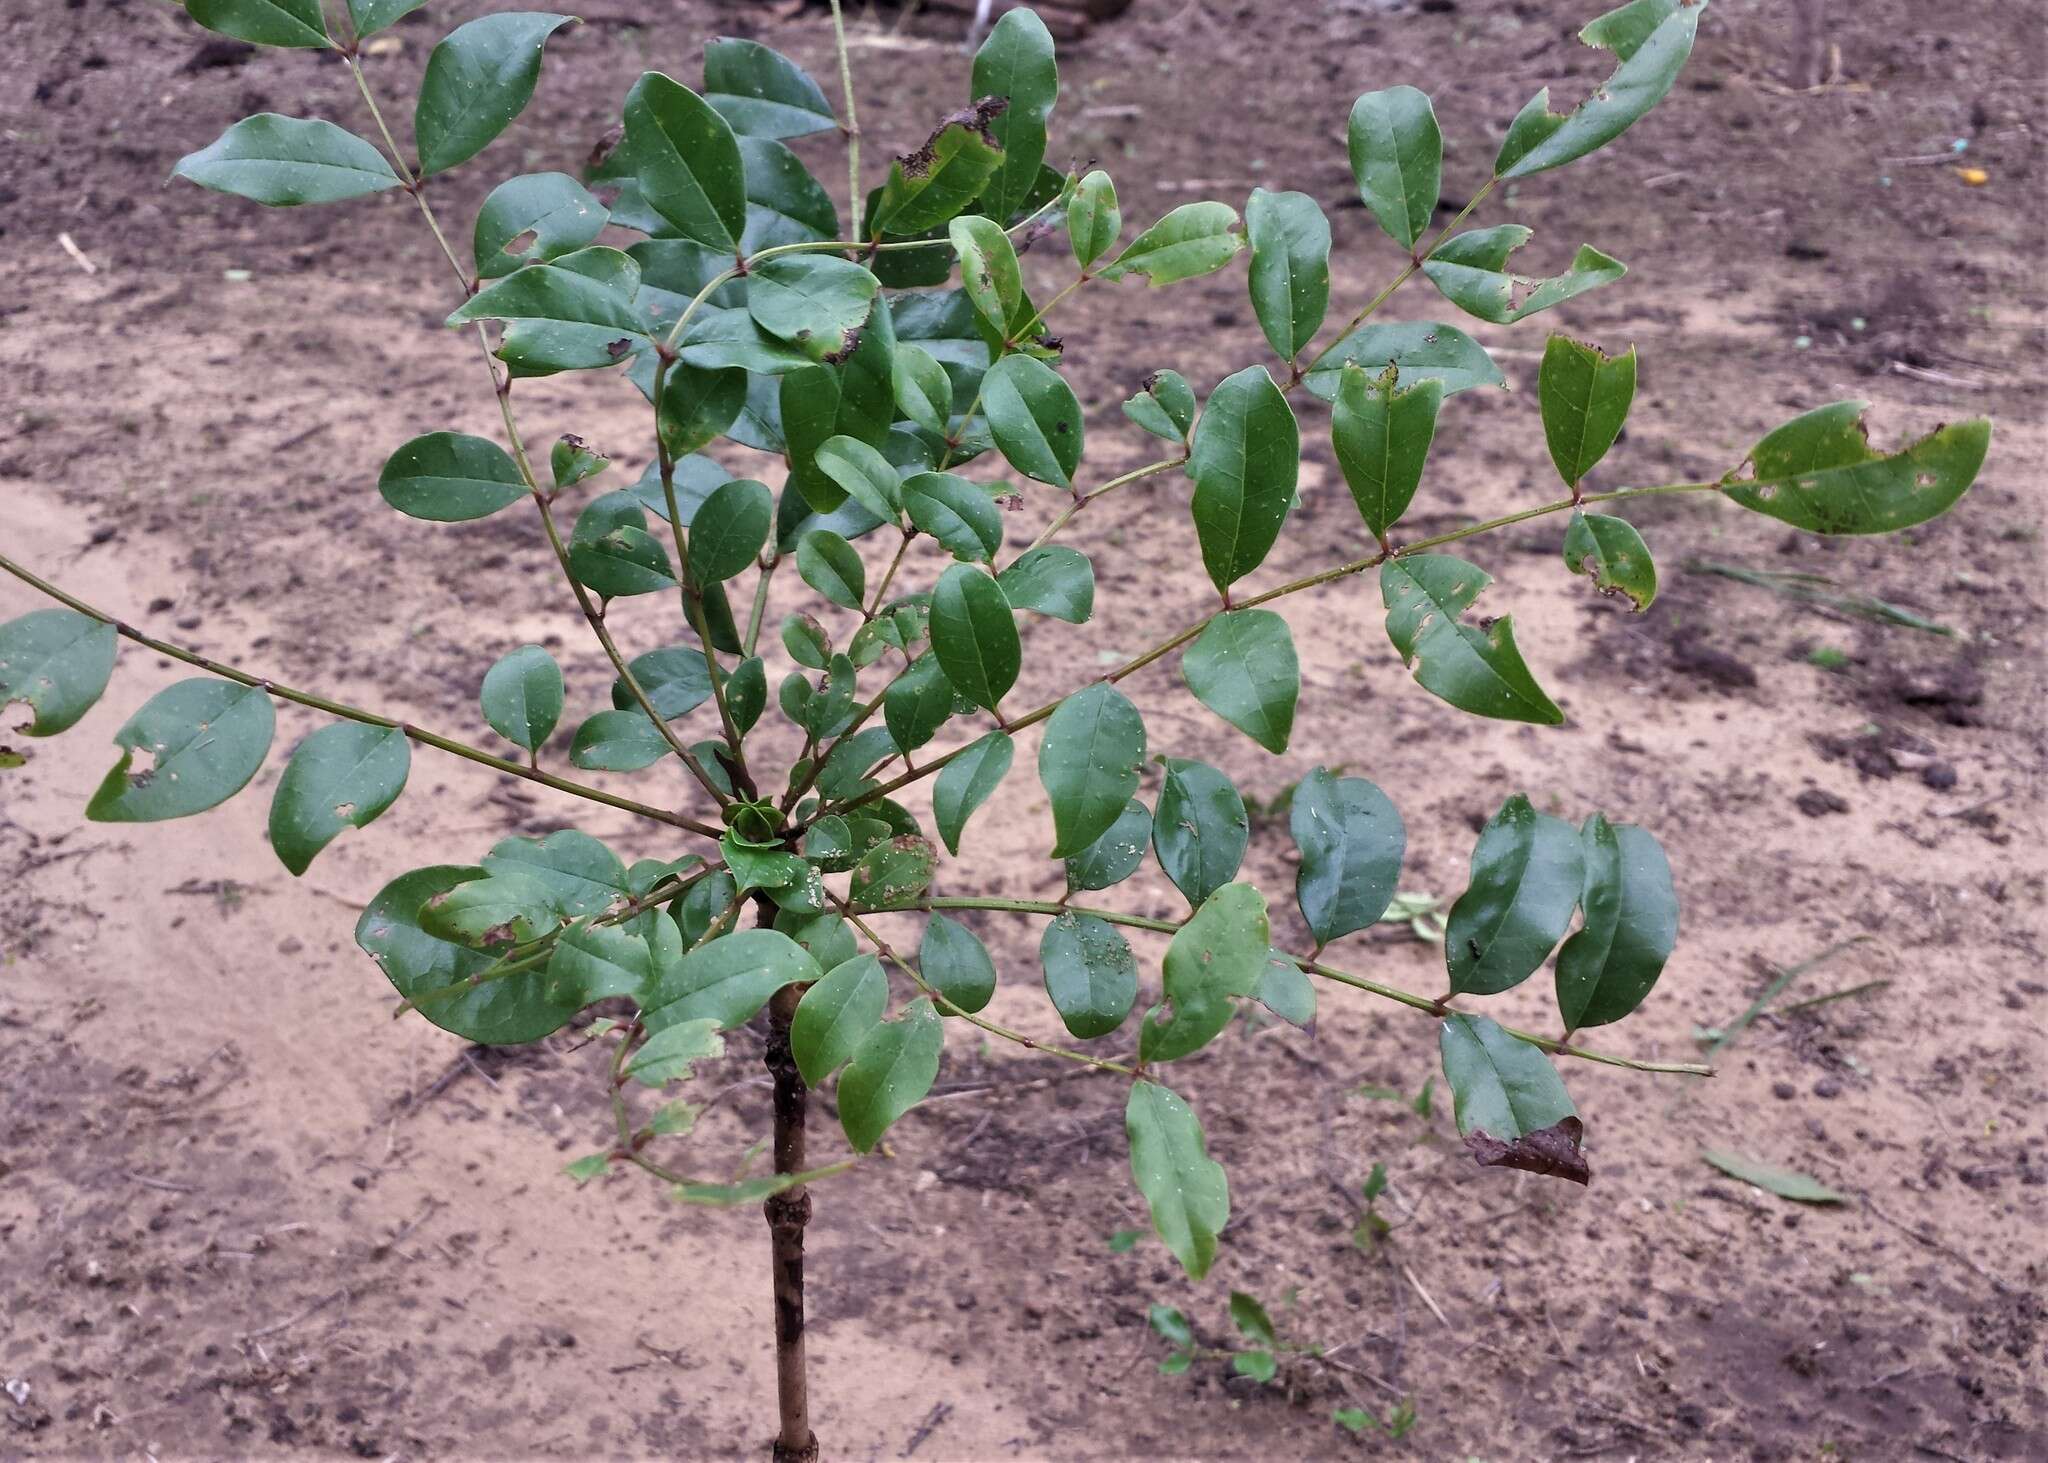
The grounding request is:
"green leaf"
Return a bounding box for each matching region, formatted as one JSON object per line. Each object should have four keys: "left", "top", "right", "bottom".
{"left": 479, "top": 645, "right": 564, "bottom": 756}
{"left": 1149, "top": 1304, "right": 1195, "bottom": 1347}
{"left": 873, "top": 103, "right": 1006, "bottom": 236}
{"left": 656, "top": 367, "right": 747, "bottom": 457}
{"left": 569, "top": 709, "right": 669, "bottom": 771}
{"left": 948, "top": 215, "right": 1025, "bottom": 338}
{"left": 447, "top": 248, "right": 650, "bottom": 376}
{"left": 1230, "top": 1291, "right": 1278, "bottom": 1346}
{"left": 1102, "top": 201, "right": 1244, "bottom": 285}
{"left": 1244, "top": 188, "right": 1330, "bottom": 360}
{"left": 905, "top": 474, "right": 1004, "bottom": 564}
{"left": 1064, "top": 797, "right": 1151, "bottom": 893}
{"left": 1255, "top": 954, "right": 1316, "bottom": 1027}
{"left": 268, "top": 723, "right": 409, "bottom": 876}
{"left": 739, "top": 135, "right": 841, "bottom": 252}
{"left": 997, "top": 545, "right": 1093, "bottom": 624}
{"left": 1347, "top": 85, "right": 1440, "bottom": 250}
{"left": 187, "top": 0, "right": 330, "bottom": 46}
{"left": 1039, "top": 682, "right": 1146, "bottom": 859}
{"left": 688, "top": 478, "right": 774, "bottom": 583}
{"left": 702, "top": 37, "right": 836, "bottom": 139}
{"left": 1189, "top": 366, "right": 1298, "bottom": 594}
{"left": 1424, "top": 228, "right": 1626, "bottom": 325}
{"left": 982, "top": 354, "right": 1083, "bottom": 489}
{"left": 1495, "top": 0, "right": 1708, "bottom": 180}
{"left": 1068, "top": 169, "right": 1120, "bottom": 270}
{"left": 1540, "top": 337, "right": 1637, "bottom": 490}
{"left": 1152, "top": 759, "right": 1249, "bottom": 907}
{"left": 934, "top": 731, "right": 1012, "bottom": 855}
{"left": 172, "top": 113, "right": 400, "bottom": 206}
{"left": 424, "top": 869, "right": 562, "bottom": 950}
{"left": 892, "top": 343, "right": 955, "bottom": 437}
{"left": 1446, "top": 794, "right": 1585, "bottom": 996}
{"left": 346, "top": 0, "right": 427, "bottom": 40}
{"left": 671, "top": 1166, "right": 845, "bottom": 1206}
{"left": 569, "top": 495, "right": 675, "bottom": 598}
{"left": 921, "top": 913, "right": 997, "bottom": 1014}
{"left": 1040, "top": 912, "right": 1137, "bottom": 1038}
{"left": 781, "top": 613, "right": 832, "bottom": 672}
{"left": 1721, "top": 402, "right": 1992, "bottom": 536}
{"left": 613, "top": 644, "right": 713, "bottom": 720}
{"left": 483, "top": 828, "right": 629, "bottom": 916}
{"left": 551, "top": 434, "right": 610, "bottom": 490}
{"left": 625, "top": 1017, "right": 724, "bottom": 1088}
{"left": 929, "top": 565, "right": 1019, "bottom": 712}
{"left": 1701, "top": 1150, "right": 1846, "bottom": 1204}
{"left": 1563, "top": 511, "right": 1657, "bottom": 610}
{"left": 796, "top": 529, "right": 866, "bottom": 610}
{"left": 817, "top": 725, "right": 900, "bottom": 801}
{"left": 848, "top": 836, "right": 937, "bottom": 912}
{"left": 1122, "top": 369, "right": 1197, "bottom": 443}
{"left": 1380, "top": 555, "right": 1562, "bottom": 724}
{"left": 747, "top": 255, "right": 878, "bottom": 360}
{"left": 415, "top": 12, "right": 574, "bottom": 176}
{"left": 1126, "top": 1081, "right": 1230, "bottom": 1281}
{"left": 838, "top": 998, "right": 943, "bottom": 1152}
{"left": 623, "top": 71, "right": 748, "bottom": 251}
{"left": 1142, "top": 881, "right": 1268, "bottom": 1062}
{"left": 85, "top": 679, "right": 273, "bottom": 823}
{"left": 815, "top": 435, "right": 904, "bottom": 523}
{"left": 472, "top": 172, "right": 607, "bottom": 279}
{"left": 357, "top": 866, "right": 577, "bottom": 1044}
{"left": 1555, "top": 815, "right": 1677, "bottom": 1030}
{"left": 883, "top": 653, "right": 957, "bottom": 755}
{"left": 891, "top": 288, "right": 993, "bottom": 401}
{"left": 1233, "top": 1351, "right": 1278, "bottom": 1384}
{"left": 642, "top": 927, "right": 821, "bottom": 1033}
{"left": 1181, "top": 608, "right": 1297, "bottom": 754}
{"left": 1291, "top": 768, "right": 1405, "bottom": 947}
{"left": 1332, "top": 363, "right": 1444, "bottom": 543}
{"left": 1440, "top": 1012, "right": 1575, "bottom": 1138}
{"left": 792, "top": 955, "right": 889, "bottom": 1086}
{"left": 1304, "top": 320, "right": 1504, "bottom": 403}
{"left": 0, "top": 609, "right": 116, "bottom": 736}
{"left": 728, "top": 656, "right": 766, "bottom": 733}
{"left": 377, "top": 431, "right": 526, "bottom": 522}
{"left": 971, "top": 8, "right": 1058, "bottom": 221}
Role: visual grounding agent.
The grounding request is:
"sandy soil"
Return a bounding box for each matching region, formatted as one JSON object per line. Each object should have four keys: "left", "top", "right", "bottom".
{"left": 3, "top": 0, "right": 2045, "bottom": 1458}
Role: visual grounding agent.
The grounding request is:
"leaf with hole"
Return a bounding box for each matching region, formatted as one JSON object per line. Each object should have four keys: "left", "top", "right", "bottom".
{"left": 1495, "top": 0, "right": 1708, "bottom": 179}
{"left": 1563, "top": 511, "right": 1657, "bottom": 610}
{"left": 1721, "top": 402, "right": 1991, "bottom": 536}
{"left": 85, "top": 679, "right": 273, "bottom": 823}
{"left": 269, "top": 723, "right": 409, "bottom": 876}
{"left": 473, "top": 172, "right": 608, "bottom": 278}
{"left": 1423, "top": 227, "right": 1626, "bottom": 325}
{"left": 0, "top": 609, "right": 116, "bottom": 737}
{"left": 848, "top": 836, "right": 937, "bottom": 912}
{"left": 1380, "top": 555, "right": 1562, "bottom": 724}
{"left": 423, "top": 868, "right": 562, "bottom": 951}
{"left": 1332, "top": 363, "right": 1443, "bottom": 543}
{"left": 1446, "top": 794, "right": 1585, "bottom": 996}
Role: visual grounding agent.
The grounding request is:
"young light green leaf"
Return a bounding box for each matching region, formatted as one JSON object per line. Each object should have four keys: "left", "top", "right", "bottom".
{"left": 934, "top": 730, "right": 1013, "bottom": 855}
{"left": 1039, "top": 682, "right": 1146, "bottom": 858}
{"left": 377, "top": 431, "right": 527, "bottom": 523}
{"left": 1439, "top": 1012, "right": 1576, "bottom": 1140}
{"left": 1291, "top": 768, "right": 1405, "bottom": 947}
{"left": 569, "top": 709, "right": 669, "bottom": 771}
{"left": 623, "top": 71, "right": 748, "bottom": 251}
{"left": 1332, "top": 363, "right": 1444, "bottom": 544}
{"left": 688, "top": 478, "right": 775, "bottom": 584}
{"left": 1540, "top": 337, "right": 1637, "bottom": 490}
{"left": 1244, "top": 187, "right": 1331, "bottom": 360}
{"left": 815, "top": 435, "right": 904, "bottom": 523}
{"left": 172, "top": 114, "right": 400, "bottom": 207}
{"left": 1122, "top": 369, "right": 1197, "bottom": 442}
{"left": 1701, "top": 1150, "right": 1845, "bottom": 1204}
{"left": 792, "top": 955, "right": 889, "bottom": 1087}
{"left": 624, "top": 1017, "right": 724, "bottom": 1088}
{"left": 971, "top": 8, "right": 1058, "bottom": 221}
{"left": 1304, "top": 320, "right": 1504, "bottom": 402}
{"left": 981, "top": 354, "right": 1083, "bottom": 488}
{"left": 1041, "top": 911, "right": 1138, "bottom": 1038}
{"left": 702, "top": 36, "right": 836, "bottom": 139}
{"left": 1064, "top": 797, "right": 1151, "bottom": 893}
{"left": 1381, "top": 555, "right": 1562, "bottom": 724}
{"left": 1555, "top": 815, "right": 1677, "bottom": 1030}
{"left": 1152, "top": 759, "right": 1249, "bottom": 907}
{"left": 446, "top": 248, "right": 650, "bottom": 375}
{"left": 415, "top": 12, "right": 575, "bottom": 176}
{"left": 1126, "top": 1081, "right": 1230, "bottom": 1280}
{"left": 1347, "top": 86, "right": 1441, "bottom": 250}
{"left": 838, "top": 998, "right": 943, "bottom": 1152}
{"left": 1721, "top": 402, "right": 1992, "bottom": 535}
{"left": 1181, "top": 608, "right": 1297, "bottom": 754}
{"left": 1102, "top": 201, "right": 1244, "bottom": 286}
{"left": 1423, "top": 227, "right": 1627, "bottom": 325}
{"left": 1189, "top": 366, "right": 1298, "bottom": 594}
{"left": 997, "top": 545, "right": 1094, "bottom": 623}
{"left": 929, "top": 564, "right": 1019, "bottom": 711}
{"left": 872, "top": 102, "right": 1006, "bottom": 236}
{"left": 1446, "top": 794, "right": 1585, "bottom": 996}
{"left": 0, "top": 609, "right": 116, "bottom": 736}
{"left": 921, "top": 913, "right": 998, "bottom": 1014}
{"left": 948, "top": 214, "right": 1025, "bottom": 336}
{"left": 848, "top": 836, "right": 937, "bottom": 912}
{"left": 642, "top": 927, "right": 822, "bottom": 1033}
{"left": 1068, "top": 169, "right": 1120, "bottom": 270}
{"left": 905, "top": 474, "right": 1004, "bottom": 564}
{"left": 1142, "top": 882, "right": 1268, "bottom": 1062}
{"left": 1495, "top": 0, "right": 1709, "bottom": 179}
{"left": 187, "top": 0, "right": 330, "bottom": 47}
{"left": 796, "top": 529, "right": 866, "bottom": 610}
{"left": 1563, "top": 511, "right": 1657, "bottom": 610}
{"left": 85, "top": 679, "right": 274, "bottom": 823}
{"left": 891, "top": 342, "right": 955, "bottom": 436}
{"left": 268, "top": 723, "right": 409, "bottom": 876}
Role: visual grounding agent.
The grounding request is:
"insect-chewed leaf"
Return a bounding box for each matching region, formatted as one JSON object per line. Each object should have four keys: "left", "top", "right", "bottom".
{"left": 1721, "top": 402, "right": 1991, "bottom": 536}
{"left": 1346, "top": 85, "right": 1440, "bottom": 251}
{"left": 173, "top": 113, "right": 399, "bottom": 206}
{"left": 1290, "top": 768, "right": 1405, "bottom": 948}
{"left": 702, "top": 37, "right": 836, "bottom": 139}
{"left": 1304, "top": 320, "right": 1504, "bottom": 403}
{"left": 1142, "top": 881, "right": 1267, "bottom": 1063}
{"left": 1244, "top": 188, "right": 1331, "bottom": 360}
{"left": 1540, "top": 337, "right": 1637, "bottom": 490}
{"left": 1064, "top": 797, "right": 1150, "bottom": 894}
{"left": 982, "top": 354, "right": 1083, "bottom": 488}
{"left": 1562, "top": 511, "right": 1657, "bottom": 610}
{"left": 0, "top": 609, "right": 116, "bottom": 736}
{"left": 623, "top": 71, "right": 749, "bottom": 251}
{"left": 1122, "top": 369, "right": 1197, "bottom": 442}
{"left": 188, "top": 0, "right": 331, "bottom": 46}
{"left": 1126, "top": 1081, "right": 1230, "bottom": 1280}
{"left": 1101, "top": 201, "right": 1244, "bottom": 286}
{"left": 746, "top": 255, "right": 879, "bottom": 361}
{"left": 1040, "top": 911, "right": 1138, "bottom": 1038}
{"left": 1332, "top": 363, "right": 1443, "bottom": 543}
{"left": 1189, "top": 366, "right": 1298, "bottom": 594}
{"left": 1039, "top": 683, "right": 1146, "bottom": 859}
{"left": 971, "top": 8, "right": 1058, "bottom": 221}
{"left": 1554, "top": 814, "right": 1677, "bottom": 1030}
{"left": 85, "top": 678, "right": 274, "bottom": 823}
{"left": 848, "top": 836, "right": 937, "bottom": 911}
{"left": 905, "top": 474, "right": 1004, "bottom": 563}
{"left": 1182, "top": 608, "right": 1298, "bottom": 753}
{"left": 425, "top": 868, "right": 562, "bottom": 951}
{"left": 934, "top": 730, "right": 1013, "bottom": 855}
{"left": 1445, "top": 794, "right": 1584, "bottom": 996}
{"left": 1152, "top": 759, "right": 1249, "bottom": 907}
{"left": 792, "top": 955, "right": 888, "bottom": 1087}
{"left": 872, "top": 100, "right": 1007, "bottom": 236}
{"left": 415, "top": 12, "right": 575, "bottom": 176}
{"left": 837, "top": 998, "right": 943, "bottom": 1152}
{"left": 447, "top": 248, "right": 650, "bottom": 377}
{"left": 1495, "top": 0, "right": 1708, "bottom": 179}
{"left": 1380, "top": 555, "right": 1561, "bottom": 724}
{"left": 473, "top": 171, "right": 608, "bottom": 279}
{"left": 268, "top": 722, "right": 410, "bottom": 876}
{"left": 1422, "top": 227, "right": 1626, "bottom": 325}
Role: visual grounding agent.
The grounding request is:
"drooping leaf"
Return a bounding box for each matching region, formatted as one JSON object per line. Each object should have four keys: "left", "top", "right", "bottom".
{"left": 929, "top": 564, "right": 1019, "bottom": 712}
{"left": 172, "top": 114, "right": 400, "bottom": 207}
{"left": 872, "top": 101, "right": 1006, "bottom": 237}
{"left": 1142, "top": 882, "right": 1268, "bottom": 1062}
{"left": 1243, "top": 188, "right": 1330, "bottom": 361}
{"left": 997, "top": 545, "right": 1094, "bottom": 623}
{"left": 1562, "top": 511, "right": 1657, "bottom": 610}
{"left": 1126, "top": 1081, "right": 1230, "bottom": 1280}
{"left": 1064, "top": 796, "right": 1152, "bottom": 894}
{"left": 1380, "top": 555, "right": 1562, "bottom": 724}
{"left": 971, "top": 8, "right": 1058, "bottom": 221}
{"left": 687, "top": 477, "right": 775, "bottom": 584}
{"left": 1304, "top": 320, "right": 1504, "bottom": 402}
{"left": 1347, "top": 85, "right": 1440, "bottom": 250}
{"left": 1495, "top": 0, "right": 1708, "bottom": 180}
{"left": 920, "top": 913, "right": 997, "bottom": 1014}
{"left": 848, "top": 836, "right": 937, "bottom": 911}
{"left": 0, "top": 609, "right": 116, "bottom": 736}
{"left": 1555, "top": 815, "right": 1677, "bottom": 1030}
{"left": 702, "top": 36, "right": 836, "bottom": 139}
{"left": 1721, "top": 402, "right": 1992, "bottom": 535}
{"left": 623, "top": 71, "right": 748, "bottom": 251}
{"left": 1701, "top": 1150, "right": 1846, "bottom": 1204}
{"left": 746, "top": 255, "right": 879, "bottom": 360}
{"left": 792, "top": 955, "right": 889, "bottom": 1087}
{"left": 838, "top": 998, "right": 943, "bottom": 1152}
{"left": 446, "top": 248, "right": 650, "bottom": 376}
{"left": 186, "top": 0, "right": 330, "bottom": 47}
{"left": 1540, "top": 336, "right": 1636, "bottom": 490}
{"left": 85, "top": 679, "right": 274, "bottom": 823}
{"left": 642, "top": 927, "right": 821, "bottom": 1033}
{"left": 1101, "top": 201, "right": 1244, "bottom": 286}
{"left": 268, "top": 723, "right": 409, "bottom": 875}
{"left": 796, "top": 529, "right": 866, "bottom": 610}
{"left": 1189, "top": 366, "right": 1299, "bottom": 594}
{"left": 981, "top": 354, "right": 1083, "bottom": 489}
{"left": 1040, "top": 911, "right": 1137, "bottom": 1039}
{"left": 1331, "top": 363, "right": 1443, "bottom": 544}
{"left": 1152, "top": 759, "right": 1249, "bottom": 906}
{"left": 1122, "top": 369, "right": 1198, "bottom": 443}
{"left": 415, "top": 12, "right": 575, "bottom": 176}
{"left": 482, "top": 828, "right": 629, "bottom": 916}
{"left": 1446, "top": 794, "right": 1585, "bottom": 996}
{"left": 933, "top": 730, "right": 1012, "bottom": 855}
{"left": 905, "top": 473, "right": 1004, "bottom": 564}
{"left": 1440, "top": 1012, "right": 1584, "bottom": 1182}
{"left": 948, "top": 214, "right": 1025, "bottom": 338}
{"left": 1068, "top": 168, "right": 1120, "bottom": 270}
{"left": 1291, "top": 768, "right": 1405, "bottom": 948}
{"left": 1181, "top": 608, "right": 1297, "bottom": 754}
{"left": 1039, "top": 682, "right": 1146, "bottom": 859}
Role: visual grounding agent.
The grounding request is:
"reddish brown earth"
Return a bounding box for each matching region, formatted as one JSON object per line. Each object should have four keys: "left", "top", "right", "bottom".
{"left": 2, "top": 0, "right": 2044, "bottom": 1458}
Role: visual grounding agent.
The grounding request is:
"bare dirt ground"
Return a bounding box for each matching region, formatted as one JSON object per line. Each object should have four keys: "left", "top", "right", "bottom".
{"left": 3, "top": 0, "right": 2045, "bottom": 1458}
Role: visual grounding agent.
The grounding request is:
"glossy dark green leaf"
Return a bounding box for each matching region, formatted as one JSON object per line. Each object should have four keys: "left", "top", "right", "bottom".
{"left": 1152, "top": 759, "right": 1249, "bottom": 906}
{"left": 1446, "top": 794, "right": 1585, "bottom": 996}
{"left": 1304, "top": 320, "right": 1504, "bottom": 402}
{"left": 949, "top": 214, "right": 1024, "bottom": 337}
{"left": 905, "top": 473, "right": 1004, "bottom": 564}
{"left": 997, "top": 545, "right": 1093, "bottom": 623}
{"left": 883, "top": 653, "right": 957, "bottom": 754}
{"left": 676, "top": 869, "right": 739, "bottom": 943}
{"left": 642, "top": 927, "right": 821, "bottom": 1033}
{"left": 415, "top": 12, "right": 574, "bottom": 176}
{"left": 1721, "top": 402, "right": 1992, "bottom": 535}
{"left": 848, "top": 835, "right": 937, "bottom": 912}
{"left": 377, "top": 431, "right": 525, "bottom": 522}
{"left": 921, "top": 913, "right": 997, "bottom": 1014}
{"left": 702, "top": 36, "right": 835, "bottom": 139}
{"left": 687, "top": 478, "right": 774, "bottom": 584}
{"left": 172, "top": 114, "right": 400, "bottom": 206}
{"left": 982, "top": 354, "right": 1083, "bottom": 489}
{"left": 892, "top": 288, "right": 994, "bottom": 402}
{"left": 971, "top": 8, "right": 1057, "bottom": 221}
{"left": 1291, "top": 768, "right": 1405, "bottom": 947}
{"left": 1424, "top": 227, "right": 1626, "bottom": 325}
{"left": 478, "top": 645, "right": 565, "bottom": 756}
{"left": 1068, "top": 168, "right": 1120, "bottom": 271}
{"left": 747, "top": 255, "right": 878, "bottom": 360}
{"left": 1255, "top": 955, "right": 1316, "bottom": 1028}
{"left": 815, "top": 434, "right": 904, "bottom": 523}
{"left": 569, "top": 709, "right": 668, "bottom": 771}
{"left": 933, "top": 730, "right": 1012, "bottom": 855}
{"left": 267, "top": 723, "right": 408, "bottom": 876}
{"left": 1555, "top": 815, "right": 1677, "bottom": 1030}
{"left": 1381, "top": 555, "right": 1562, "bottom": 724}
{"left": 0, "top": 609, "right": 116, "bottom": 736}
{"left": 928, "top": 564, "right": 1018, "bottom": 712}
{"left": 738, "top": 135, "right": 840, "bottom": 251}
{"left": 872, "top": 104, "right": 1005, "bottom": 236}
{"left": 187, "top": 0, "right": 329, "bottom": 46}
{"left": 792, "top": 955, "right": 888, "bottom": 1086}
{"left": 657, "top": 366, "right": 748, "bottom": 457}
{"left": 1563, "top": 511, "right": 1657, "bottom": 610}
{"left": 838, "top": 998, "right": 943, "bottom": 1152}
{"left": 1039, "top": 682, "right": 1146, "bottom": 859}
{"left": 346, "top": 0, "right": 426, "bottom": 40}
{"left": 1332, "top": 363, "right": 1443, "bottom": 543}
{"left": 675, "top": 305, "right": 817, "bottom": 375}
{"left": 623, "top": 71, "right": 748, "bottom": 251}
{"left": 1540, "top": 337, "right": 1637, "bottom": 490}
{"left": 1347, "top": 85, "right": 1440, "bottom": 250}
{"left": 1064, "top": 797, "right": 1151, "bottom": 893}
{"left": 891, "top": 343, "right": 954, "bottom": 436}
{"left": 625, "top": 456, "right": 733, "bottom": 533}
{"left": 1122, "top": 369, "right": 1197, "bottom": 443}
{"left": 796, "top": 529, "right": 866, "bottom": 609}
{"left": 1126, "top": 1080, "right": 1229, "bottom": 1281}
{"left": 424, "top": 868, "right": 562, "bottom": 950}
{"left": 1101, "top": 201, "right": 1244, "bottom": 285}
{"left": 471, "top": 172, "right": 607, "bottom": 279}
{"left": 482, "top": 828, "right": 628, "bottom": 917}
{"left": 1181, "top": 609, "right": 1297, "bottom": 754}
{"left": 1244, "top": 188, "right": 1330, "bottom": 360}
{"left": 1142, "top": 881, "right": 1268, "bottom": 1062}
{"left": 1440, "top": 1012, "right": 1575, "bottom": 1140}
{"left": 568, "top": 494, "right": 675, "bottom": 598}
{"left": 612, "top": 645, "right": 712, "bottom": 721}
{"left": 728, "top": 656, "right": 766, "bottom": 734}
{"left": 85, "top": 679, "right": 274, "bottom": 823}
{"left": 1040, "top": 912, "right": 1138, "bottom": 1039}
{"left": 446, "top": 248, "right": 649, "bottom": 375}
{"left": 1495, "top": 0, "right": 1707, "bottom": 179}
{"left": 1189, "top": 366, "right": 1298, "bottom": 594}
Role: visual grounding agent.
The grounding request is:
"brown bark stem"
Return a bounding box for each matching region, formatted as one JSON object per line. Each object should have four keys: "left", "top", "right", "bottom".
{"left": 763, "top": 981, "right": 819, "bottom": 1463}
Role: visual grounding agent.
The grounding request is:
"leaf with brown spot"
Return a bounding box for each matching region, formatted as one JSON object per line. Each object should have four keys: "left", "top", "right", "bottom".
{"left": 1464, "top": 1117, "right": 1590, "bottom": 1186}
